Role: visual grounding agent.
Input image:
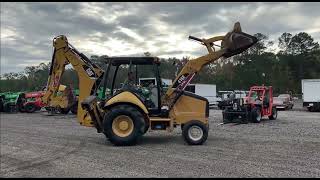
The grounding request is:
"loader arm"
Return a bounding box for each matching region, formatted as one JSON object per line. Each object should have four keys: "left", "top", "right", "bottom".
{"left": 42, "top": 35, "right": 104, "bottom": 127}
{"left": 163, "top": 22, "right": 258, "bottom": 106}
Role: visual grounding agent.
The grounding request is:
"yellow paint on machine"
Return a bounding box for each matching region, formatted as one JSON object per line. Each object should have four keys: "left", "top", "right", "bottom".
{"left": 105, "top": 91, "right": 149, "bottom": 114}
{"left": 170, "top": 94, "right": 208, "bottom": 125}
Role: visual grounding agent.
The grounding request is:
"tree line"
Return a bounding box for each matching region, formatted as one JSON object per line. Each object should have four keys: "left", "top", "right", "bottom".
{"left": 1, "top": 32, "right": 319, "bottom": 96}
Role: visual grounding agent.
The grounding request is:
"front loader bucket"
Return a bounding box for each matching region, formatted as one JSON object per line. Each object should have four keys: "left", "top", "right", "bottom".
{"left": 222, "top": 22, "right": 258, "bottom": 58}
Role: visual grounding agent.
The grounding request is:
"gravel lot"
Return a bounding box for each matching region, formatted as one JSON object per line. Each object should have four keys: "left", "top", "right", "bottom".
{"left": 1, "top": 106, "right": 319, "bottom": 177}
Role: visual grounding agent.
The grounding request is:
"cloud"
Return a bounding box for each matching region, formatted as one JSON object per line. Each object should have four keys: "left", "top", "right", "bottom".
{"left": 1, "top": 2, "right": 319, "bottom": 74}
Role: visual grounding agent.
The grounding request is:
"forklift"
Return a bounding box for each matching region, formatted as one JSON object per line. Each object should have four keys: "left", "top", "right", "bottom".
{"left": 222, "top": 85, "right": 278, "bottom": 124}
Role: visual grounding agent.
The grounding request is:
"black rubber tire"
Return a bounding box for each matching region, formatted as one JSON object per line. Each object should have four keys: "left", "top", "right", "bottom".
{"left": 0, "top": 103, "right": 3, "bottom": 112}
{"left": 251, "top": 107, "right": 262, "bottom": 123}
{"left": 18, "top": 105, "right": 26, "bottom": 113}
{"left": 103, "top": 105, "right": 145, "bottom": 146}
{"left": 18, "top": 106, "right": 26, "bottom": 113}
{"left": 25, "top": 103, "right": 37, "bottom": 113}
{"left": 308, "top": 107, "right": 314, "bottom": 112}
{"left": 143, "top": 121, "right": 149, "bottom": 134}
{"left": 268, "top": 107, "right": 277, "bottom": 120}
{"left": 3, "top": 103, "right": 11, "bottom": 112}
{"left": 290, "top": 104, "right": 293, "bottom": 109}
{"left": 4, "top": 104, "right": 16, "bottom": 113}
{"left": 182, "top": 120, "right": 208, "bottom": 145}
{"left": 181, "top": 124, "right": 184, "bottom": 131}
{"left": 59, "top": 108, "right": 70, "bottom": 114}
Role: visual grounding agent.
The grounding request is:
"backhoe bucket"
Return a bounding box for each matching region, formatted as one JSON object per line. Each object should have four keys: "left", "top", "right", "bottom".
{"left": 222, "top": 22, "right": 258, "bottom": 58}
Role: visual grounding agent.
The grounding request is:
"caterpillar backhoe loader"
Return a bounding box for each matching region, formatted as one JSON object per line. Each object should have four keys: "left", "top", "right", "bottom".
{"left": 42, "top": 22, "right": 257, "bottom": 146}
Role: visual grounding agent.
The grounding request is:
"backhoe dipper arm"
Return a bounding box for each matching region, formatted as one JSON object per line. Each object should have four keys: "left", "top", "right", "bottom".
{"left": 163, "top": 22, "right": 258, "bottom": 105}
{"left": 42, "top": 35, "right": 104, "bottom": 127}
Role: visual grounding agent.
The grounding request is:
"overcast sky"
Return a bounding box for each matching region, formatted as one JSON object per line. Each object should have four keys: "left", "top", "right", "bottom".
{"left": 1, "top": 2, "right": 320, "bottom": 74}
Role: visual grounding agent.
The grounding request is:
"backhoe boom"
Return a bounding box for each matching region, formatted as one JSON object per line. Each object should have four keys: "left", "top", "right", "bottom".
{"left": 42, "top": 35, "right": 104, "bottom": 126}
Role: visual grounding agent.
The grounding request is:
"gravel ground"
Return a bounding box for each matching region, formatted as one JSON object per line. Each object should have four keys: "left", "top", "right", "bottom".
{"left": 1, "top": 107, "right": 319, "bottom": 177}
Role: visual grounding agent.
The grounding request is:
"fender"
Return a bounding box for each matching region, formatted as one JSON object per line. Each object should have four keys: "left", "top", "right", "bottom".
{"left": 104, "top": 91, "right": 148, "bottom": 114}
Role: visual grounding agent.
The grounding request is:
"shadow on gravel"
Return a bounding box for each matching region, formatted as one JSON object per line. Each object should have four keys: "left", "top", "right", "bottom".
{"left": 139, "top": 135, "right": 183, "bottom": 145}
{"left": 220, "top": 118, "right": 281, "bottom": 126}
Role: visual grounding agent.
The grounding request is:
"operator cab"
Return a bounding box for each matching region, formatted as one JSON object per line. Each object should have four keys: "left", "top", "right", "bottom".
{"left": 100, "top": 57, "right": 163, "bottom": 116}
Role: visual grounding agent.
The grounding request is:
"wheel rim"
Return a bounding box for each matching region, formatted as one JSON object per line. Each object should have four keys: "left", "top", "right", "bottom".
{"left": 188, "top": 125, "right": 203, "bottom": 141}
{"left": 112, "top": 115, "right": 134, "bottom": 138}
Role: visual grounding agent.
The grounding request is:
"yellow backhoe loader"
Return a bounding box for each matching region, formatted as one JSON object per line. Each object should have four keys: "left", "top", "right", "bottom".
{"left": 42, "top": 22, "right": 257, "bottom": 146}
{"left": 44, "top": 84, "right": 78, "bottom": 114}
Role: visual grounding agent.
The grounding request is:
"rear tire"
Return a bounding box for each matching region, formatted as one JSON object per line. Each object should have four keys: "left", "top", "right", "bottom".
{"left": 18, "top": 104, "right": 26, "bottom": 113}
{"left": 103, "top": 105, "right": 145, "bottom": 146}
{"left": 268, "top": 107, "right": 277, "bottom": 120}
{"left": 307, "top": 106, "right": 314, "bottom": 112}
{"left": 251, "top": 107, "right": 262, "bottom": 123}
{"left": 182, "top": 120, "right": 208, "bottom": 145}
{"left": 25, "top": 103, "right": 37, "bottom": 113}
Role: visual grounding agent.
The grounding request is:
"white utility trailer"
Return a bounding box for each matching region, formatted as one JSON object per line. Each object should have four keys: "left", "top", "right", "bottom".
{"left": 185, "top": 84, "right": 218, "bottom": 107}
{"left": 301, "top": 79, "right": 320, "bottom": 112}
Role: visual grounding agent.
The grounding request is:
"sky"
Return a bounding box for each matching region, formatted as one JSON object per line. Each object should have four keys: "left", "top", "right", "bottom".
{"left": 1, "top": 2, "right": 320, "bottom": 74}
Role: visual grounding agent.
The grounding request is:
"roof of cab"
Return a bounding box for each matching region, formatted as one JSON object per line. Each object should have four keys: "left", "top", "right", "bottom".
{"left": 103, "top": 57, "right": 160, "bottom": 66}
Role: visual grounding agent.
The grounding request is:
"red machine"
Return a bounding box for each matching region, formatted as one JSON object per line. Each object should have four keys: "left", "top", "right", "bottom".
{"left": 20, "top": 91, "right": 47, "bottom": 113}
{"left": 223, "top": 85, "right": 277, "bottom": 123}
{"left": 246, "top": 86, "right": 276, "bottom": 121}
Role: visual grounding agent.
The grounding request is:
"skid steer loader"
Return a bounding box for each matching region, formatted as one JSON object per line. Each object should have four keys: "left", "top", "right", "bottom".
{"left": 42, "top": 22, "right": 257, "bottom": 146}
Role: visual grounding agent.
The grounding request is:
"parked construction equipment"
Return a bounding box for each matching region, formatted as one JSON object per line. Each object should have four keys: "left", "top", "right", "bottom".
{"left": 0, "top": 92, "right": 25, "bottom": 113}
{"left": 42, "top": 22, "right": 257, "bottom": 145}
{"left": 20, "top": 90, "right": 46, "bottom": 113}
{"left": 222, "top": 85, "right": 277, "bottom": 124}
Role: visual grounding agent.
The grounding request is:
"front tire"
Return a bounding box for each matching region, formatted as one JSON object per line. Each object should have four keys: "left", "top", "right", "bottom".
{"left": 182, "top": 120, "right": 208, "bottom": 145}
{"left": 251, "top": 107, "right": 262, "bottom": 123}
{"left": 103, "top": 105, "right": 145, "bottom": 146}
{"left": 143, "top": 121, "right": 149, "bottom": 134}
{"left": 268, "top": 107, "right": 277, "bottom": 120}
